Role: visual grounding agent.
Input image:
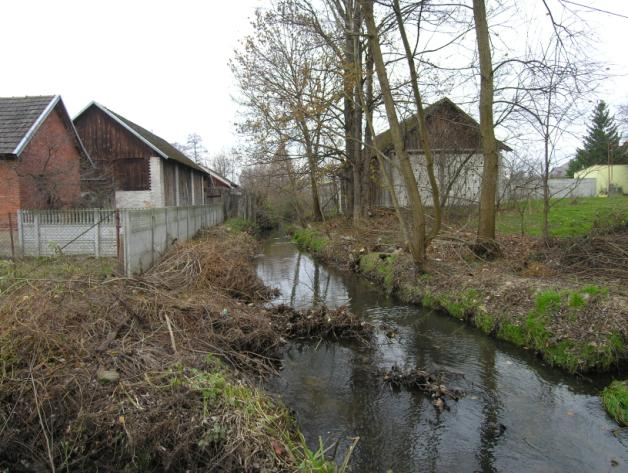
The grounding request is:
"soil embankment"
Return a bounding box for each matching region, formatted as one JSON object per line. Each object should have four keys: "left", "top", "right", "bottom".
{"left": 0, "top": 227, "right": 368, "bottom": 472}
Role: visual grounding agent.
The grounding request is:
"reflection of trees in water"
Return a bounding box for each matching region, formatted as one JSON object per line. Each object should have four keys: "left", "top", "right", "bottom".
{"left": 477, "top": 342, "right": 500, "bottom": 473}
{"left": 290, "top": 252, "right": 301, "bottom": 306}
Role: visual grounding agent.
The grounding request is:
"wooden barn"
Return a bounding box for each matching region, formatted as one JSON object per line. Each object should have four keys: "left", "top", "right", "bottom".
{"left": 74, "top": 102, "right": 234, "bottom": 209}
{"left": 370, "top": 97, "right": 511, "bottom": 209}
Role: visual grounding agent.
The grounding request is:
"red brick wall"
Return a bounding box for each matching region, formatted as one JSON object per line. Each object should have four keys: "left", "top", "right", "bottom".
{"left": 0, "top": 160, "right": 20, "bottom": 227}
{"left": 16, "top": 105, "right": 81, "bottom": 209}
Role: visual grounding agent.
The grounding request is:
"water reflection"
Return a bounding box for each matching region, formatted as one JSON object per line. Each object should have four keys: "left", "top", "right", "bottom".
{"left": 257, "top": 239, "right": 627, "bottom": 473}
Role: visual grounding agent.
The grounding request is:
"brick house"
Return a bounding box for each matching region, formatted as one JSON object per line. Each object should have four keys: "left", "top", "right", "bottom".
{"left": 0, "top": 95, "right": 91, "bottom": 223}
{"left": 74, "top": 102, "right": 235, "bottom": 209}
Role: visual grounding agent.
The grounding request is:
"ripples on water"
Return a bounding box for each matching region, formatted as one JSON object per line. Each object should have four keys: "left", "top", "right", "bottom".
{"left": 256, "top": 239, "right": 627, "bottom": 473}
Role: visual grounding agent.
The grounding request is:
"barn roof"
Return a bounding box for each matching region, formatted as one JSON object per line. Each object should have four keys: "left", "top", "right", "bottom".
{"left": 0, "top": 95, "right": 93, "bottom": 164}
{"left": 370, "top": 97, "right": 511, "bottom": 155}
{"left": 75, "top": 102, "right": 208, "bottom": 174}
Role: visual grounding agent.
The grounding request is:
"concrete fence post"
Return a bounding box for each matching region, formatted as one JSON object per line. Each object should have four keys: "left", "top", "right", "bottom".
{"left": 123, "top": 210, "right": 132, "bottom": 276}
{"left": 150, "top": 209, "right": 155, "bottom": 266}
{"left": 186, "top": 206, "right": 190, "bottom": 240}
{"left": 164, "top": 207, "right": 169, "bottom": 250}
{"left": 18, "top": 211, "right": 25, "bottom": 257}
{"left": 34, "top": 213, "right": 41, "bottom": 257}
{"left": 176, "top": 206, "right": 180, "bottom": 242}
{"left": 94, "top": 210, "right": 101, "bottom": 258}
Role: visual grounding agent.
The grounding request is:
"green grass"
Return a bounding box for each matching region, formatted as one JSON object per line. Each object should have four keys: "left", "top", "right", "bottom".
{"left": 292, "top": 228, "right": 329, "bottom": 253}
{"left": 359, "top": 253, "right": 397, "bottom": 291}
{"left": 601, "top": 380, "right": 628, "bottom": 426}
{"left": 0, "top": 256, "right": 116, "bottom": 292}
{"left": 496, "top": 196, "right": 628, "bottom": 237}
{"left": 225, "top": 217, "right": 259, "bottom": 235}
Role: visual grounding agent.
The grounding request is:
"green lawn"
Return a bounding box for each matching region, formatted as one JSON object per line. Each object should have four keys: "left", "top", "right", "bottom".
{"left": 497, "top": 196, "right": 628, "bottom": 237}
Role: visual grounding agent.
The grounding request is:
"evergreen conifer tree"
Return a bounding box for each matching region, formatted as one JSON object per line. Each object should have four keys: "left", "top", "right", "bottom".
{"left": 567, "top": 101, "right": 626, "bottom": 176}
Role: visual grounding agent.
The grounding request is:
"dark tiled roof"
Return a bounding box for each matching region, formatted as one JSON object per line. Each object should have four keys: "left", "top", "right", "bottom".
{"left": 100, "top": 105, "right": 206, "bottom": 173}
{"left": 371, "top": 97, "right": 511, "bottom": 154}
{"left": 0, "top": 95, "right": 56, "bottom": 155}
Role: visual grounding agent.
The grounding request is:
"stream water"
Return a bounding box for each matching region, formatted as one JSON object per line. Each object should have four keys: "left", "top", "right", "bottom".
{"left": 256, "top": 238, "right": 627, "bottom": 473}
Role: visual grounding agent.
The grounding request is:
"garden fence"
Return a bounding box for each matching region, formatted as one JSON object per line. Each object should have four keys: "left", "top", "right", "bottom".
{"left": 2, "top": 202, "right": 225, "bottom": 275}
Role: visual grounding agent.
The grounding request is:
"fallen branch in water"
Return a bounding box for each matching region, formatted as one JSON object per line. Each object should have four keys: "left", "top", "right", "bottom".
{"left": 383, "top": 365, "right": 465, "bottom": 411}
{"left": 270, "top": 304, "right": 373, "bottom": 344}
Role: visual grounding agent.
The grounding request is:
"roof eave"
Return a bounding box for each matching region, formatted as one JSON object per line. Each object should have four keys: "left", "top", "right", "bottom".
{"left": 13, "top": 95, "right": 60, "bottom": 156}
{"left": 77, "top": 102, "right": 170, "bottom": 161}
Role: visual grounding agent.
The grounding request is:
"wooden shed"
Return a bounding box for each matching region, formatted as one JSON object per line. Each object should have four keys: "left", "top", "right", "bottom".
{"left": 74, "top": 102, "right": 225, "bottom": 209}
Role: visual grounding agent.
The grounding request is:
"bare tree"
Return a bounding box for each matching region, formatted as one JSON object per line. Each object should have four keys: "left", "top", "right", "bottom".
{"left": 472, "top": 0, "right": 500, "bottom": 253}
{"left": 231, "top": 6, "right": 342, "bottom": 221}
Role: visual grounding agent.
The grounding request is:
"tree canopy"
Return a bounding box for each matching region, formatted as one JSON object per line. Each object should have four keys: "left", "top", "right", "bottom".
{"left": 568, "top": 101, "right": 626, "bottom": 176}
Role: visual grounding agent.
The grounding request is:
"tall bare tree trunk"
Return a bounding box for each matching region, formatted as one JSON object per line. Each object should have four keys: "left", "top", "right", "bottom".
{"left": 473, "top": 0, "right": 499, "bottom": 249}
{"left": 360, "top": 48, "right": 374, "bottom": 216}
{"left": 392, "top": 0, "right": 441, "bottom": 241}
{"left": 301, "top": 124, "right": 324, "bottom": 221}
{"left": 362, "top": 0, "right": 427, "bottom": 265}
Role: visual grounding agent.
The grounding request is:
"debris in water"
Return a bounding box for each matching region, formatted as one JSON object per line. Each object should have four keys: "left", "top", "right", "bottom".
{"left": 383, "top": 365, "right": 465, "bottom": 411}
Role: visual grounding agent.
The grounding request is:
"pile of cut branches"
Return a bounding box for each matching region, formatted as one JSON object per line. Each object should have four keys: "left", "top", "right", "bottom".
{"left": 0, "top": 227, "right": 359, "bottom": 472}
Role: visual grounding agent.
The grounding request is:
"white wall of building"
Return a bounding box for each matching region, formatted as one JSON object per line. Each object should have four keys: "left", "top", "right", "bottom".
{"left": 385, "top": 152, "right": 499, "bottom": 208}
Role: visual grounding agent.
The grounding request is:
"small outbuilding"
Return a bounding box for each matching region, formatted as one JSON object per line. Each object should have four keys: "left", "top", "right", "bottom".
{"left": 574, "top": 164, "right": 628, "bottom": 196}
{"left": 370, "top": 97, "right": 511, "bottom": 209}
{"left": 74, "top": 102, "right": 232, "bottom": 208}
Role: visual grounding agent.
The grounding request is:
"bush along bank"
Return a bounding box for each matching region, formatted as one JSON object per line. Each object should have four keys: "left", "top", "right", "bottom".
{"left": 292, "top": 226, "right": 628, "bottom": 423}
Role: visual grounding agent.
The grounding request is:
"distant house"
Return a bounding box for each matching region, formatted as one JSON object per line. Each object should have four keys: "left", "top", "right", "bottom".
{"left": 0, "top": 95, "right": 90, "bottom": 222}
{"left": 574, "top": 164, "right": 628, "bottom": 196}
{"left": 74, "top": 102, "right": 235, "bottom": 208}
{"left": 369, "top": 97, "right": 511, "bottom": 209}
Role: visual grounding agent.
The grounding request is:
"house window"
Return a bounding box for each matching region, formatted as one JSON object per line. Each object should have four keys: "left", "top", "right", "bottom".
{"left": 113, "top": 158, "right": 150, "bottom": 191}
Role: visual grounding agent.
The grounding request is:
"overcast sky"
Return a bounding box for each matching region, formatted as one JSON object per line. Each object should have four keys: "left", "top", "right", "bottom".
{"left": 2, "top": 0, "right": 627, "bottom": 157}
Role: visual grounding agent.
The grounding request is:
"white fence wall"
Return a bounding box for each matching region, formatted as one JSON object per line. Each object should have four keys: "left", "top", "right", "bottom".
{"left": 16, "top": 203, "right": 225, "bottom": 275}
{"left": 122, "top": 204, "right": 223, "bottom": 275}
{"left": 18, "top": 209, "right": 118, "bottom": 257}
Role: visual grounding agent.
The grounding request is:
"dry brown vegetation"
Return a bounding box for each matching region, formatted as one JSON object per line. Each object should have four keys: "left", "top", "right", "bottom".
{"left": 0, "top": 228, "right": 369, "bottom": 472}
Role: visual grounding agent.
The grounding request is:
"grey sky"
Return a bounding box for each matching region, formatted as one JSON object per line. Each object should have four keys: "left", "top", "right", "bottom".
{"left": 2, "top": 0, "right": 627, "bottom": 158}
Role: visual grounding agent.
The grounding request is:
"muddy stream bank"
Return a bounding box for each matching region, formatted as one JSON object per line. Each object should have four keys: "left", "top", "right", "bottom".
{"left": 256, "top": 238, "right": 627, "bottom": 473}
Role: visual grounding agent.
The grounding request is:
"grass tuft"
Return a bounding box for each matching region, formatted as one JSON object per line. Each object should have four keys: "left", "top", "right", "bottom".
{"left": 292, "top": 228, "right": 329, "bottom": 253}
{"left": 601, "top": 380, "right": 628, "bottom": 426}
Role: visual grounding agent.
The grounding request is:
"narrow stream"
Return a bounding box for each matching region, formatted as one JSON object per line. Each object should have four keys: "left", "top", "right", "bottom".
{"left": 256, "top": 238, "right": 627, "bottom": 473}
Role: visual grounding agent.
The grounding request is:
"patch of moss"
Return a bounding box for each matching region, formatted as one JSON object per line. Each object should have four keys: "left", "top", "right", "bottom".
{"left": 292, "top": 228, "right": 328, "bottom": 253}
{"left": 602, "top": 380, "right": 628, "bottom": 426}
{"left": 497, "top": 322, "right": 527, "bottom": 346}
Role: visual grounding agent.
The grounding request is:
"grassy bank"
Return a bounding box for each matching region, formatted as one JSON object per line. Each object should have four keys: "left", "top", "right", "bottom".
{"left": 496, "top": 196, "right": 628, "bottom": 237}
{"left": 292, "top": 217, "right": 627, "bottom": 425}
{"left": 0, "top": 228, "right": 351, "bottom": 472}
